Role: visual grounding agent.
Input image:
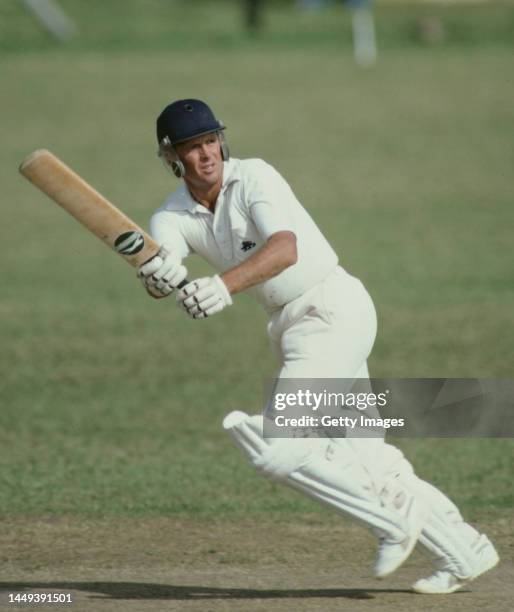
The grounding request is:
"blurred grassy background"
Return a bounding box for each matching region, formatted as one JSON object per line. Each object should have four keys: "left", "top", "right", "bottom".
{"left": 1, "top": 0, "right": 514, "bottom": 52}
{"left": 0, "top": 0, "right": 513, "bottom": 519}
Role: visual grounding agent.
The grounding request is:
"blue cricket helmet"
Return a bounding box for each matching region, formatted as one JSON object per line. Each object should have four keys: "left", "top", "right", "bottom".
{"left": 156, "top": 99, "right": 225, "bottom": 146}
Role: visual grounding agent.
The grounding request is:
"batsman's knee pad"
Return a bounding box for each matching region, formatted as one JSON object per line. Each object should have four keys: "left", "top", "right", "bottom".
{"left": 223, "top": 410, "right": 413, "bottom": 543}
{"left": 222, "top": 410, "right": 321, "bottom": 480}
{"left": 252, "top": 438, "right": 315, "bottom": 480}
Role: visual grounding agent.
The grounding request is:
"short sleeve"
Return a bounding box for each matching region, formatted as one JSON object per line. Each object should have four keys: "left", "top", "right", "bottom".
{"left": 149, "top": 210, "right": 191, "bottom": 259}
{"left": 250, "top": 201, "right": 294, "bottom": 240}
{"left": 245, "top": 161, "right": 297, "bottom": 240}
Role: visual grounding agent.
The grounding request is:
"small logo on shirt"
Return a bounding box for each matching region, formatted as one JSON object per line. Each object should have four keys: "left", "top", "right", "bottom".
{"left": 241, "top": 240, "right": 256, "bottom": 252}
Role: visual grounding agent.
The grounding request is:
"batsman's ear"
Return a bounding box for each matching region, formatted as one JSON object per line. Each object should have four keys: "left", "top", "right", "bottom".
{"left": 158, "top": 136, "right": 186, "bottom": 178}
{"left": 170, "top": 159, "right": 186, "bottom": 178}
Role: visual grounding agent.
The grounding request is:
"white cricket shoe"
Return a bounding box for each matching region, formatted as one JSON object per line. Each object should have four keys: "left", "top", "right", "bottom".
{"left": 412, "top": 535, "right": 499, "bottom": 594}
{"left": 374, "top": 491, "right": 429, "bottom": 578}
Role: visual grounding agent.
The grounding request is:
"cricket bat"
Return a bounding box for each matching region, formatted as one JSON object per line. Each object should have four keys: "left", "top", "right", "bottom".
{"left": 19, "top": 149, "right": 186, "bottom": 286}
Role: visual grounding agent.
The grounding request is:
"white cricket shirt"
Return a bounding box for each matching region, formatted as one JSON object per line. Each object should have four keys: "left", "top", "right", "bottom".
{"left": 149, "top": 158, "right": 339, "bottom": 312}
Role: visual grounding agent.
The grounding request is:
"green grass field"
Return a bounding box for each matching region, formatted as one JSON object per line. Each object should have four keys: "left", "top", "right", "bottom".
{"left": 0, "top": 4, "right": 513, "bottom": 608}
{"left": 1, "top": 0, "right": 514, "bottom": 52}
{"left": 1, "top": 0, "right": 513, "bottom": 519}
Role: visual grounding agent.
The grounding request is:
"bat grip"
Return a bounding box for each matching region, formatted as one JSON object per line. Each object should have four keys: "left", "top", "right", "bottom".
{"left": 177, "top": 279, "right": 188, "bottom": 289}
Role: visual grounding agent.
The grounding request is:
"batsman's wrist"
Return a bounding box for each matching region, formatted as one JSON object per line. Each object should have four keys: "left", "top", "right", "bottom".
{"left": 214, "top": 275, "right": 233, "bottom": 306}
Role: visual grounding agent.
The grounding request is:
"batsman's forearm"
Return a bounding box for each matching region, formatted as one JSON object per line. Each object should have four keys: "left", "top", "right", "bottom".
{"left": 221, "top": 231, "right": 297, "bottom": 295}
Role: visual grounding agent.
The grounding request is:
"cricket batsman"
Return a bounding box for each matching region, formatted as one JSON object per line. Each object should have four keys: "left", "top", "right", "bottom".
{"left": 137, "top": 98, "right": 498, "bottom": 593}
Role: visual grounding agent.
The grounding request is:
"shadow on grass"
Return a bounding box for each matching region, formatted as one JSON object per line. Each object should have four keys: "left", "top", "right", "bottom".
{"left": 0, "top": 582, "right": 417, "bottom": 601}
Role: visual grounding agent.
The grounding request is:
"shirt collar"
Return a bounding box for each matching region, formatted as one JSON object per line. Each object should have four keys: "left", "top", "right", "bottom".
{"left": 221, "top": 158, "right": 241, "bottom": 191}
{"left": 166, "top": 159, "right": 241, "bottom": 215}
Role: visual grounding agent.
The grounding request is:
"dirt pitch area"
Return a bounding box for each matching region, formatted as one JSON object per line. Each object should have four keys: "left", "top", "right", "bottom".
{"left": 0, "top": 515, "right": 511, "bottom": 612}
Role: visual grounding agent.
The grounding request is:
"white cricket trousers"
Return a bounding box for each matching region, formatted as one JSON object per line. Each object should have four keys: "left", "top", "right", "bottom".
{"left": 266, "top": 266, "right": 390, "bottom": 475}
{"left": 267, "top": 266, "right": 377, "bottom": 380}
{"left": 264, "top": 266, "right": 483, "bottom": 562}
{"left": 264, "top": 267, "right": 452, "bottom": 487}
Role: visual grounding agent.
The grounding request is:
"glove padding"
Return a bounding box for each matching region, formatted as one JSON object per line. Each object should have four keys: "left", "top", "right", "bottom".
{"left": 137, "top": 246, "right": 187, "bottom": 298}
{"left": 177, "top": 275, "right": 232, "bottom": 319}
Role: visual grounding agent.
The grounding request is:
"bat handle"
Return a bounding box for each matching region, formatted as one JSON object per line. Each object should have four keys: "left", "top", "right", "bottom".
{"left": 177, "top": 279, "right": 189, "bottom": 289}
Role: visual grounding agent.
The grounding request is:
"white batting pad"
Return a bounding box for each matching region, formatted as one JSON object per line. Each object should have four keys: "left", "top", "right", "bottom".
{"left": 224, "top": 411, "right": 413, "bottom": 543}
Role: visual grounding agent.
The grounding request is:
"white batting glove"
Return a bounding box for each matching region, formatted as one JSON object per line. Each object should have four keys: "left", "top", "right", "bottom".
{"left": 176, "top": 275, "right": 233, "bottom": 319}
{"left": 137, "top": 246, "right": 187, "bottom": 299}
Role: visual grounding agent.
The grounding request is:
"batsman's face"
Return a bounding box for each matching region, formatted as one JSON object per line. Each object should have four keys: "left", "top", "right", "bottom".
{"left": 176, "top": 133, "right": 223, "bottom": 189}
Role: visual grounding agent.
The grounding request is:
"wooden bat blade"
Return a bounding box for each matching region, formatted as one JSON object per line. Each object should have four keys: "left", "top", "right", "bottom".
{"left": 19, "top": 149, "right": 159, "bottom": 267}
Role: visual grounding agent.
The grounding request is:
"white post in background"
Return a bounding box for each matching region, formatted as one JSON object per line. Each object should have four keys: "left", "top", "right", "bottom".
{"left": 348, "top": 0, "right": 377, "bottom": 67}
{"left": 21, "top": 0, "right": 77, "bottom": 42}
